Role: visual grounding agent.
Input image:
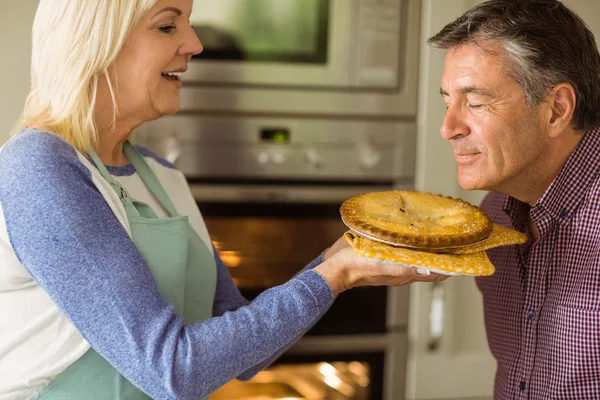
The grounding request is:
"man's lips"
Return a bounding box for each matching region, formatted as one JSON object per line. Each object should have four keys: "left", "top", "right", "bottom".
{"left": 454, "top": 152, "right": 482, "bottom": 164}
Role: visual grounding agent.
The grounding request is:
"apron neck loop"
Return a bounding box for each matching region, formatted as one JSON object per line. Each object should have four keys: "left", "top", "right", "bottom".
{"left": 87, "top": 146, "right": 126, "bottom": 199}
{"left": 122, "top": 141, "right": 180, "bottom": 217}
{"left": 87, "top": 142, "right": 181, "bottom": 218}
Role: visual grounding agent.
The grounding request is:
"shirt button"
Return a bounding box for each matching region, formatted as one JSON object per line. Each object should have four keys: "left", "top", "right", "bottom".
{"left": 527, "top": 310, "right": 535, "bottom": 321}
{"left": 520, "top": 381, "right": 527, "bottom": 391}
{"left": 560, "top": 209, "right": 568, "bottom": 220}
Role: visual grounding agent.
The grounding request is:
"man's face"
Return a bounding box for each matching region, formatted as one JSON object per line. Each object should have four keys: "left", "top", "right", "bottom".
{"left": 440, "top": 43, "right": 549, "bottom": 193}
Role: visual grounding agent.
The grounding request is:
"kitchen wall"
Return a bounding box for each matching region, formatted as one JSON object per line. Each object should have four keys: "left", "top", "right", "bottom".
{"left": 0, "top": 2, "right": 38, "bottom": 143}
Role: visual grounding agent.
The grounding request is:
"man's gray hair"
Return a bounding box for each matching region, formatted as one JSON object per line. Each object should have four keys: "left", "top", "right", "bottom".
{"left": 428, "top": 0, "right": 600, "bottom": 132}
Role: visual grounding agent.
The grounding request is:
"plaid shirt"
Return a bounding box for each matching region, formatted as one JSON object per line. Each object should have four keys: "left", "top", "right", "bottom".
{"left": 476, "top": 126, "right": 600, "bottom": 400}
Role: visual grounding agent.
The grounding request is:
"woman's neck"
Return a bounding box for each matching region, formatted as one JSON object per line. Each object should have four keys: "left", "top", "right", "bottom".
{"left": 95, "top": 109, "right": 144, "bottom": 166}
{"left": 96, "top": 132, "right": 129, "bottom": 166}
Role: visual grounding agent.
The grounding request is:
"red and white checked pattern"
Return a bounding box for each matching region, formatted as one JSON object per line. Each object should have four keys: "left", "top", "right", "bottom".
{"left": 476, "top": 126, "right": 600, "bottom": 400}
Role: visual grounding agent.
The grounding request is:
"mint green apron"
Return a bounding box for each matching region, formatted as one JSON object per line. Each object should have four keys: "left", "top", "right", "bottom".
{"left": 30, "top": 141, "right": 217, "bottom": 399}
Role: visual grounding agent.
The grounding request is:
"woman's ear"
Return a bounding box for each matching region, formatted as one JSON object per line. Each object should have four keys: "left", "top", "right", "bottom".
{"left": 546, "top": 83, "right": 576, "bottom": 138}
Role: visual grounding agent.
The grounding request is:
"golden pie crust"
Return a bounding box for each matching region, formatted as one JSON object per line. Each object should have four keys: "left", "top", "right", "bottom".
{"left": 343, "top": 224, "right": 528, "bottom": 276}
{"left": 344, "top": 231, "right": 496, "bottom": 276}
{"left": 340, "top": 191, "right": 493, "bottom": 249}
{"left": 340, "top": 190, "right": 528, "bottom": 276}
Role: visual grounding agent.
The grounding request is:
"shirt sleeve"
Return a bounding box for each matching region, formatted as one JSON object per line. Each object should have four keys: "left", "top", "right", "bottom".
{"left": 0, "top": 130, "right": 334, "bottom": 400}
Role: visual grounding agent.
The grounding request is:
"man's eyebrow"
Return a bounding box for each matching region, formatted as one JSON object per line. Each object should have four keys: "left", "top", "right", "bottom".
{"left": 152, "top": 7, "right": 182, "bottom": 18}
{"left": 439, "top": 86, "right": 494, "bottom": 97}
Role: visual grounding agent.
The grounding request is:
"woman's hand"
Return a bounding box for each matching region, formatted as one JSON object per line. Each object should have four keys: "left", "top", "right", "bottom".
{"left": 323, "top": 235, "right": 350, "bottom": 260}
{"left": 314, "top": 247, "right": 447, "bottom": 295}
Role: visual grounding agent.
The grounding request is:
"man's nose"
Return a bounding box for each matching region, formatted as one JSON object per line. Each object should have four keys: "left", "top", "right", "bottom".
{"left": 440, "top": 104, "right": 468, "bottom": 140}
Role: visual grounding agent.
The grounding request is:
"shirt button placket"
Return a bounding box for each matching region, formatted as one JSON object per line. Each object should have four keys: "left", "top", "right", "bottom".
{"left": 518, "top": 307, "right": 537, "bottom": 397}
{"left": 519, "top": 264, "right": 541, "bottom": 398}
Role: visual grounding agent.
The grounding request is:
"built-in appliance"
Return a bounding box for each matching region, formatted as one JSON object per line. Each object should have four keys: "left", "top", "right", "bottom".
{"left": 135, "top": 114, "right": 416, "bottom": 399}
{"left": 181, "top": 0, "right": 420, "bottom": 117}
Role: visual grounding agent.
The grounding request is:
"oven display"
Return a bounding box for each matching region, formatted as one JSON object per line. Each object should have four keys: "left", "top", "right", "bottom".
{"left": 261, "top": 128, "right": 290, "bottom": 144}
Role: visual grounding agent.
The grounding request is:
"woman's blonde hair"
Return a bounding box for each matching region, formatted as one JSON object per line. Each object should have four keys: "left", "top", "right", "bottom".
{"left": 16, "top": 0, "right": 157, "bottom": 153}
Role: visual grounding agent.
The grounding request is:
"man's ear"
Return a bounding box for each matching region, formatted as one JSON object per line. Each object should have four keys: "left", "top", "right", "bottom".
{"left": 545, "top": 83, "right": 576, "bottom": 138}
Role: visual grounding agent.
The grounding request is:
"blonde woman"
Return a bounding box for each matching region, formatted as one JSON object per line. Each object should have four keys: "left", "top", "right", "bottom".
{"left": 0, "top": 0, "right": 443, "bottom": 399}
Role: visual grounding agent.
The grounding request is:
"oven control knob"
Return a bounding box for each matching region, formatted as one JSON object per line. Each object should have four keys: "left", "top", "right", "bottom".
{"left": 257, "top": 152, "right": 270, "bottom": 164}
{"left": 357, "top": 143, "right": 382, "bottom": 170}
{"left": 271, "top": 152, "right": 285, "bottom": 164}
{"left": 305, "top": 149, "right": 324, "bottom": 168}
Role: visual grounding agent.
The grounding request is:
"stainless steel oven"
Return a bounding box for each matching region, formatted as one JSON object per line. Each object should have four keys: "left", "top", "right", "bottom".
{"left": 136, "top": 115, "right": 416, "bottom": 399}
{"left": 181, "top": 0, "right": 421, "bottom": 118}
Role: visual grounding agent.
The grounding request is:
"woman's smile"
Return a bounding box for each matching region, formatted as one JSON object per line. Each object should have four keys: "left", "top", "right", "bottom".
{"left": 161, "top": 68, "right": 186, "bottom": 89}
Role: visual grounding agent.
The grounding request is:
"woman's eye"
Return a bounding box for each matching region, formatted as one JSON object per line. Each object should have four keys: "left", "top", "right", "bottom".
{"left": 159, "top": 25, "right": 176, "bottom": 34}
{"left": 468, "top": 103, "right": 482, "bottom": 109}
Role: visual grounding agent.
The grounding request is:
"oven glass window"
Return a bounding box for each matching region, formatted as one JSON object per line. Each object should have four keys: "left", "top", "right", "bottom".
{"left": 200, "top": 201, "right": 389, "bottom": 336}
{"left": 191, "top": 0, "right": 329, "bottom": 63}
{"left": 211, "top": 361, "right": 374, "bottom": 399}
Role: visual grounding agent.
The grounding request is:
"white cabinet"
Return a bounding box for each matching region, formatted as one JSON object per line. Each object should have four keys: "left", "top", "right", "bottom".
{"left": 407, "top": 0, "right": 600, "bottom": 399}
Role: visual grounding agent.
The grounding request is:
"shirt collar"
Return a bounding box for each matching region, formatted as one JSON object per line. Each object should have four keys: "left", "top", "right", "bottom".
{"left": 503, "top": 126, "right": 600, "bottom": 225}
{"left": 503, "top": 195, "right": 529, "bottom": 232}
{"left": 535, "top": 126, "right": 600, "bottom": 223}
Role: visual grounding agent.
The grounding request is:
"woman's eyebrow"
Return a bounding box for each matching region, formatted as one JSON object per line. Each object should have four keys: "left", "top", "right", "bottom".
{"left": 152, "top": 7, "right": 182, "bottom": 19}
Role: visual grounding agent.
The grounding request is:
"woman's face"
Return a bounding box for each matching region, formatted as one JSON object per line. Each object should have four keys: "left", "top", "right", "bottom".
{"left": 110, "top": 0, "right": 202, "bottom": 123}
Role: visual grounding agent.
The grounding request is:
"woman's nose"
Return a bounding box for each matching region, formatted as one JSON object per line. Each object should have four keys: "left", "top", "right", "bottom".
{"left": 440, "top": 104, "right": 468, "bottom": 140}
{"left": 180, "top": 25, "right": 203, "bottom": 58}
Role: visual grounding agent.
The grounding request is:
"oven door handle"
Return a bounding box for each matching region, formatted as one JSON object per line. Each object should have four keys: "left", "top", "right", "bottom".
{"left": 427, "top": 281, "right": 445, "bottom": 352}
{"left": 188, "top": 183, "right": 412, "bottom": 204}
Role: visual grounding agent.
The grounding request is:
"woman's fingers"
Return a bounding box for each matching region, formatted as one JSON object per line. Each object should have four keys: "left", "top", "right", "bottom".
{"left": 323, "top": 235, "right": 351, "bottom": 260}
{"left": 314, "top": 247, "right": 449, "bottom": 295}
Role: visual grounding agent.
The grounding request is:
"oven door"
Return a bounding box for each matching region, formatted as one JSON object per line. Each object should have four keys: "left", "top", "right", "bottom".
{"left": 200, "top": 198, "right": 389, "bottom": 336}
{"left": 210, "top": 333, "right": 407, "bottom": 400}
{"left": 188, "top": 0, "right": 402, "bottom": 89}
{"left": 195, "top": 183, "right": 410, "bottom": 399}
{"left": 181, "top": 0, "right": 420, "bottom": 117}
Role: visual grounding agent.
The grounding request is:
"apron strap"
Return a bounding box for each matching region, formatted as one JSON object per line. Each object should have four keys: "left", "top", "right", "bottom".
{"left": 87, "top": 147, "right": 129, "bottom": 200}
{"left": 122, "top": 141, "right": 181, "bottom": 218}
{"left": 87, "top": 143, "right": 181, "bottom": 218}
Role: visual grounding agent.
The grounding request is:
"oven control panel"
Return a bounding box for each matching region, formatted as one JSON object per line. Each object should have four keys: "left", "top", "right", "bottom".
{"left": 137, "top": 115, "right": 416, "bottom": 183}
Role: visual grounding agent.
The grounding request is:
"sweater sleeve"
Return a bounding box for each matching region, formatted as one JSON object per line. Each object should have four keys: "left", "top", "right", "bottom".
{"left": 0, "top": 130, "right": 334, "bottom": 400}
{"left": 211, "top": 247, "right": 250, "bottom": 316}
{"left": 235, "top": 252, "right": 328, "bottom": 380}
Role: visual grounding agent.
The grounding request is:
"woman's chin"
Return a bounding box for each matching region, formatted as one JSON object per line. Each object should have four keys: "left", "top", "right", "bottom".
{"left": 157, "top": 103, "right": 180, "bottom": 117}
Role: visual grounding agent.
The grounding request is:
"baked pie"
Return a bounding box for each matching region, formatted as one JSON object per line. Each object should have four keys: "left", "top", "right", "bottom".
{"left": 341, "top": 190, "right": 493, "bottom": 248}
{"left": 340, "top": 191, "right": 528, "bottom": 276}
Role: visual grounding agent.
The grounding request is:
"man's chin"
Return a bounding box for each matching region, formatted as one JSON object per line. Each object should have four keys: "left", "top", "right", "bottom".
{"left": 458, "top": 175, "right": 487, "bottom": 191}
